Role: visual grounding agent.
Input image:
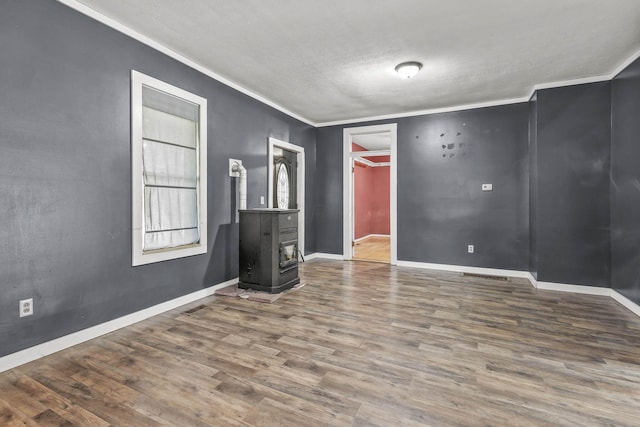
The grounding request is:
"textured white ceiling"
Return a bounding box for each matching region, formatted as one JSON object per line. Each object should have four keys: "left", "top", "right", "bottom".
{"left": 353, "top": 134, "right": 391, "bottom": 151}
{"left": 71, "top": 0, "right": 640, "bottom": 125}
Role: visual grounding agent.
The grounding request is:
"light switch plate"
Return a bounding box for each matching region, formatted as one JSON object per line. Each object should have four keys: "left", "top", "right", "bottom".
{"left": 482, "top": 183, "right": 493, "bottom": 191}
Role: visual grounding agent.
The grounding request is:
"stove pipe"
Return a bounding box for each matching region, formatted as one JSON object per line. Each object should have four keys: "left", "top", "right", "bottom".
{"left": 232, "top": 161, "right": 247, "bottom": 210}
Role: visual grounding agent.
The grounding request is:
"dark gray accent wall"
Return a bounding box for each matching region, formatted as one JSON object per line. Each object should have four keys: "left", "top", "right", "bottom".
{"left": 398, "top": 105, "right": 529, "bottom": 269}
{"left": 315, "top": 126, "right": 345, "bottom": 255}
{"left": 0, "top": 0, "right": 315, "bottom": 357}
{"left": 533, "top": 82, "right": 611, "bottom": 286}
{"left": 316, "top": 104, "right": 530, "bottom": 271}
{"left": 529, "top": 94, "right": 539, "bottom": 279}
{"left": 611, "top": 57, "right": 640, "bottom": 304}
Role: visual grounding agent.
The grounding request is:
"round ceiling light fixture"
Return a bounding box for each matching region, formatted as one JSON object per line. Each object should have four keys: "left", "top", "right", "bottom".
{"left": 395, "top": 61, "right": 423, "bottom": 79}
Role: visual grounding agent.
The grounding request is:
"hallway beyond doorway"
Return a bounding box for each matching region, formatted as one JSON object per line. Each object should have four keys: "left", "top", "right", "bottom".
{"left": 353, "top": 235, "right": 390, "bottom": 263}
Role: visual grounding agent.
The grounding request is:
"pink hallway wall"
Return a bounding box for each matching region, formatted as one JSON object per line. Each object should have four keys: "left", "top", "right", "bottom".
{"left": 354, "top": 163, "right": 373, "bottom": 239}
{"left": 353, "top": 143, "right": 390, "bottom": 240}
{"left": 370, "top": 165, "right": 390, "bottom": 235}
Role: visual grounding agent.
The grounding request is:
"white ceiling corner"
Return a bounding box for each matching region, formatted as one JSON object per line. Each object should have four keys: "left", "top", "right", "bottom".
{"left": 352, "top": 133, "right": 391, "bottom": 151}
{"left": 67, "top": 0, "right": 640, "bottom": 126}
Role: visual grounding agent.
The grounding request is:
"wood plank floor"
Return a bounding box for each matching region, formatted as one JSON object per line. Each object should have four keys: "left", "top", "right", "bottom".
{"left": 2, "top": 259, "right": 640, "bottom": 426}
{"left": 353, "top": 236, "right": 390, "bottom": 263}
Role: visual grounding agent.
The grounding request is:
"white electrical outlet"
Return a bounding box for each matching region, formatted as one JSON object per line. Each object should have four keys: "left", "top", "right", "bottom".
{"left": 482, "top": 183, "right": 493, "bottom": 191}
{"left": 468, "top": 245, "right": 474, "bottom": 254}
{"left": 260, "top": 196, "right": 265, "bottom": 205}
{"left": 19, "top": 298, "right": 33, "bottom": 317}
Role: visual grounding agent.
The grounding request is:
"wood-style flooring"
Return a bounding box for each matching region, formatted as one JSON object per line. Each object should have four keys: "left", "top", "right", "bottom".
{"left": 2, "top": 259, "right": 640, "bottom": 426}
{"left": 353, "top": 236, "right": 390, "bottom": 263}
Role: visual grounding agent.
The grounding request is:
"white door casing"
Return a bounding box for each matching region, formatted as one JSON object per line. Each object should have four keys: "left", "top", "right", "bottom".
{"left": 268, "top": 137, "right": 305, "bottom": 257}
{"left": 343, "top": 123, "right": 397, "bottom": 264}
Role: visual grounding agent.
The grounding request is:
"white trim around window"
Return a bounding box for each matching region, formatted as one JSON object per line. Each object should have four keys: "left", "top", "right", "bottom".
{"left": 131, "top": 70, "right": 208, "bottom": 266}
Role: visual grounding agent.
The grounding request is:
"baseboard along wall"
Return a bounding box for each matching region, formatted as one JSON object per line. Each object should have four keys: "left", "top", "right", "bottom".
{"left": 4, "top": 257, "right": 640, "bottom": 373}
{"left": 354, "top": 234, "right": 390, "bottom": 242}
{"left": 0, "top": 277, "right": 238, "bottom": 374}
{"left": 396, "top": 259, "right": 640, "bottom": 318}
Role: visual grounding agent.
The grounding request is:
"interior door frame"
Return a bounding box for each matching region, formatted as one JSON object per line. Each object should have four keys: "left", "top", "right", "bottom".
{"left": 268, "top": 137, "right": 305, "bottom": 257}
{"left": 343, "top": 123, "right": 397, "bottom": 264}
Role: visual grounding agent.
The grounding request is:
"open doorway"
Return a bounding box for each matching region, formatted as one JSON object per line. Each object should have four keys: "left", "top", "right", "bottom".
{"left": 353, "top": 146, "right": 390, "bottom": 262}
{"left": 343, "top": 124, "right": 397, "bottom": 264}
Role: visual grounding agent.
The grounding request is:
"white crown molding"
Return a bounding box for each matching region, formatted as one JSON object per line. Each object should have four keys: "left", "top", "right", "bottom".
{"left": 609, "top": 47, "right": 640, "bottom": 79}
{"left": 55, "top": 1, "right": 640, "bottom": 128}
{"left": 0, "top": 277, "right": 238, "bottom": 374}
{"left": 56, "top": 0, "right": 314, "bottom": 126}
{"left": 354, "top": 157, "right": 390, "bottom": 168}
{"left": 316, "top": 70, "right": 613, "bottom": 127}
{"left": 316, "top": 97, "right": 528, "bottom": 127}
{"left": 316, "top": 48, "right": 640, "bottom": 128}
{"left": 529, "top": 74, "right": 611, "bottom": 93}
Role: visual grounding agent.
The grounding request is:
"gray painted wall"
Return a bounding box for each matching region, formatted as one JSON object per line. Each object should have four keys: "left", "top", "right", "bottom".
{"left": 533, "top": 82, "right": 611, "bottom": 287}
{"left": 398, "top": 105, "right": 529, "bottom": 269}
{"left": 3, "top": 0, "right": 640, "bottom": 362}
{"left": 316, "top": 83, "right": 618, "bottom": 288}
{"left": 315, "top": 126, "right": 347, "bottom": 255}
{"left": 528, "top": 94, "right": 539, "bottom": 279}
{"left": 611, "top": 57, "right": 640, "bottom": 305}
{"left": 316, "top": 104, "right": 530, "bottom": 271}
{"left": 0, "top": 0, "right": 316, "bottom": 357}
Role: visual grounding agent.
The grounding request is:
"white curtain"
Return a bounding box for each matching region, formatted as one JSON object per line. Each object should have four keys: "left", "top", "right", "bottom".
{"left": 142, "top": 106, "right": 199, "bottom": 251}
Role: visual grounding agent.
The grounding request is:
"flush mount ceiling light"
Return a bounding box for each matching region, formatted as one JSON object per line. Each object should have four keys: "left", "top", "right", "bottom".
{"left": 394, "top": 61, "right": 423, "bottom": 79}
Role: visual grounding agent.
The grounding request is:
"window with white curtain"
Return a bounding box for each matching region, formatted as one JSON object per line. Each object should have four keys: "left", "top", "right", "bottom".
{"left": 131, "top": 71, "right": 207, "bottom": 266}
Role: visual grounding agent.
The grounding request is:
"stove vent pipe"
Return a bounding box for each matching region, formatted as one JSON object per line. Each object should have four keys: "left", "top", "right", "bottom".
{"left": 229, "top": 159, "right": 247, "bottom": 210}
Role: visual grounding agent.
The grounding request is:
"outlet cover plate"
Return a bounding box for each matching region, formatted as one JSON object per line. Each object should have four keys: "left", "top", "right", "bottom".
{"left": 482, "top": 183, "right": 493, "bottom": 191}
{"left": 468, "top": 245, "right": 475, "bottom": 254}
{"left": 19, "top": 298, "right": 33, "bottom": 317}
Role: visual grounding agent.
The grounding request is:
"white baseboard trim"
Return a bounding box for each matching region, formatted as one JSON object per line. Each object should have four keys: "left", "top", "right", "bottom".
{"left": 4, "top": 262, "right": 640, "bottom": 374}
{"left": 527, "top": 274, "right": 611, "bottom": 296}
{"left": 611, "top": 290, "right": 640, "bottom": 317}
{"left": 396, "top": 260, "right": 530, "bottom": 279}
{"left": 305, "top": 252, "right": 344, "bottom": 261}
{"left": 535, "top": 281, "right": 611, "bottom": 296}
{"left": 354, "top": 234, "right": 390, "bottom": 242}
{"left": 526, "top": 272, "right": 537, "bottom": 288}
{"left": 0, "top": 277, "right": 238, "bottom": 374}
{"left": 395, "top": 260, "right": 640, "bottom": 317}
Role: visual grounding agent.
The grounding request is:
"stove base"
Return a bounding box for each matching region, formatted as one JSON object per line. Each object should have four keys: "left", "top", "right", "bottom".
{"left": 239, "top": 276, "right": 300, "bottom": 294}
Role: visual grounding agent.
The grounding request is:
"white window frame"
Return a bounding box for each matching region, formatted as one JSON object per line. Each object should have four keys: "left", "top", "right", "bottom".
{"left": 131, "top": 70, "right": 207, "bottom": 266}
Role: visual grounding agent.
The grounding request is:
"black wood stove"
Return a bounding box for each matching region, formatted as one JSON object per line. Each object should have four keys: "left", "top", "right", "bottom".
{"left": 238, "top": 209, "right": 300, "bottom": 293}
